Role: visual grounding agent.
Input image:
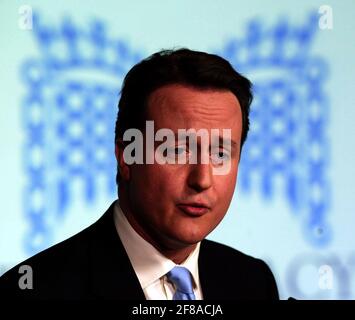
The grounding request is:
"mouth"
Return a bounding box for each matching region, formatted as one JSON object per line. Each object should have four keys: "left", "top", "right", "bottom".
{"left": 176, "top": 203, "right": 210, "bottom": 217}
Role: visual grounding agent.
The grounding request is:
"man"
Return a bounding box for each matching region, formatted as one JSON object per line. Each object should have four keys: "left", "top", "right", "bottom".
{"left": 0, "top": 49, "right": 279, "bottom": 300}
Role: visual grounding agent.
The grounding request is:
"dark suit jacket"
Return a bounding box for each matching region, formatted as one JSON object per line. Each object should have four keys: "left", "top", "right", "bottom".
{"left": 0, "top": 202, "right": 279, "bottom": 300}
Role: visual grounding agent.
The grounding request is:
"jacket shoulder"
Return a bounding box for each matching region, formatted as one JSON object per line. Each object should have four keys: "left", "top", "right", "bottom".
{"left": 200, "top": 239, "right": 279, "bottom": 300}
{"left": 0, "top": 211, "right": 108, "bottom": 299}
{"left": 0, "top": 227, "right": 91, "bottom": 298}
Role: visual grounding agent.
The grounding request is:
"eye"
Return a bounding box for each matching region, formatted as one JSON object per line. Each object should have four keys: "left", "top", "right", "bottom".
{"left": 218, "top": 151, "right": 226, "bottom": 158}
{"left": 211, "top": 149, "right": 230, "bottom": 164}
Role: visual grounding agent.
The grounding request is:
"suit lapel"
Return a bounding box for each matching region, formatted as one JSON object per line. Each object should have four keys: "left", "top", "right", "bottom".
{"left": 198, "top": 239, "right": 234, "bottom": 300}
{"left": 87, "top": 202, "right": 146, "bottom": 299}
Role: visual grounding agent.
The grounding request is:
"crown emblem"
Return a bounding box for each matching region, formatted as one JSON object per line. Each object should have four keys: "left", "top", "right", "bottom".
{"left": 22, "top": 13, "right": 330, "bottom": 253}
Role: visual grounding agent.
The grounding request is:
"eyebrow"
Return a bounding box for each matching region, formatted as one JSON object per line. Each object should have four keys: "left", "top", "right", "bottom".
{"left": 214, "top": 136, "right": 239, "bottom": 151}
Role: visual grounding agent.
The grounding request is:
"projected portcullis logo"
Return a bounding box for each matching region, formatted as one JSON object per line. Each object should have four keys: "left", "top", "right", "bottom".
{"left": 21, "top": 13, "right": 331, "bottom": 253}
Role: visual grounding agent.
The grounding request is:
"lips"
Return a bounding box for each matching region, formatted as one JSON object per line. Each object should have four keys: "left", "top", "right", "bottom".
{"left": 177, "top": 203, "right": 210, "bottom": 217}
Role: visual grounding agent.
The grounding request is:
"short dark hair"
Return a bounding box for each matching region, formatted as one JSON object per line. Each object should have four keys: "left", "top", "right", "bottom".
{"left": 114, "top": 48, "right": 253, "bottom": 185}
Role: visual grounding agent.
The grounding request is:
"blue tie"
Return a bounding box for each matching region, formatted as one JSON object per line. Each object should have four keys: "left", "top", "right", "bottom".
{"left": 166, "top": 266, "right": 196, "bottom": 300}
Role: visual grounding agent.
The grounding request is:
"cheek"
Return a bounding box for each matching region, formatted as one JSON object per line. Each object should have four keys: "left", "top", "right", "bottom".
{"left": 130, "top": 164, "right": 182, "bottom": 202}
{"left": 128, "top": 165, "right": 157, "bottom": 208}
{"left": 152, "top": 166, "right": 187, "bottom": 205}
{"left": 214, "top": 167, "right": 238, "bottom": 208}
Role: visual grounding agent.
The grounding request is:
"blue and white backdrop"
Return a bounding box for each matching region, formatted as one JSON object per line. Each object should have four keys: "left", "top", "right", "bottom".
{"left": 0, "top": 0, "right": 354, "bottom": 299}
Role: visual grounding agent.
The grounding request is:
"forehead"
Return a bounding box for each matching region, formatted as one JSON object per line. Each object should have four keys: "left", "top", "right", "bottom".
{"left": 146, "top": 84, "right": 242, "bottom": 134}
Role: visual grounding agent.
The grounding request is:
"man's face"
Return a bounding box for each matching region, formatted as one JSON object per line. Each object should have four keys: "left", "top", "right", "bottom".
{"left": 123, "top": 84, "right": 243, "bottom": 250}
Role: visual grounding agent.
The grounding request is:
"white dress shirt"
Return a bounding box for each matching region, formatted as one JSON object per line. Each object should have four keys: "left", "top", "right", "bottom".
{"left": 113, "top": 202, "right": 203, "bottom": 300}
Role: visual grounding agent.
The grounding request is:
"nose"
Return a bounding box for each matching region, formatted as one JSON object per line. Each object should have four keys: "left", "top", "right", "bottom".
{"left": 187, "top": 163, "right": 213, "bottom": 192}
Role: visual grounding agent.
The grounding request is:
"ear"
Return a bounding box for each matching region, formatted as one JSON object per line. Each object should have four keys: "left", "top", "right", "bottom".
{"left": 115, "top": 139, "right": 130, "bottom": 181}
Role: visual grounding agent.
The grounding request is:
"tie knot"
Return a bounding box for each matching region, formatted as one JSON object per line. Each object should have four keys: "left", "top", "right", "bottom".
{"left": 166, "top": 266, "right": 194, "bottom": 295}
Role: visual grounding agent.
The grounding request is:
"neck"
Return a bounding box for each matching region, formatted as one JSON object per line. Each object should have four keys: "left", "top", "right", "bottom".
{"left": 158, "top": 244, "right": 197, "bottom": 264}
{"left": 118, "top": 196, "right": 196, "bottom": 264}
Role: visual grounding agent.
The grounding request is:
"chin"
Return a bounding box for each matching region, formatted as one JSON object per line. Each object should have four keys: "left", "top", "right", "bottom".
{"left": 174, "top": 229, "right": 208, "bottom": 245}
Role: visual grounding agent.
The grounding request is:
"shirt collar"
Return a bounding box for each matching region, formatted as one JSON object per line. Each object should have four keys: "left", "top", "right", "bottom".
{"left": 113, "top": 201, "right": 201, "bottom": 289}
